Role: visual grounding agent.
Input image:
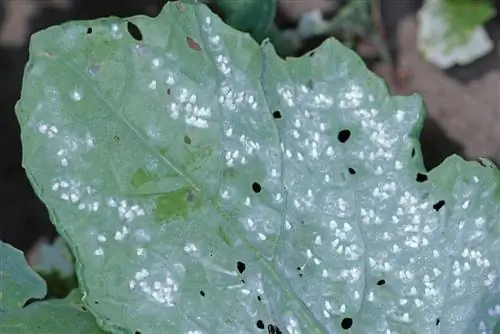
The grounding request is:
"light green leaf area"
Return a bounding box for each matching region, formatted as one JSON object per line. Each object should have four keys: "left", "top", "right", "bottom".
{"left": 442, "top": 0, "right": 496, "bottom": 46}
{"left": 0, "top": 289, "right": 105, "bottom": 333}
{"left": 0, "top": 241, "right": 46, "bottom": 313}
{"left": 16, "top": 2, "right": 499, "bottom": 334}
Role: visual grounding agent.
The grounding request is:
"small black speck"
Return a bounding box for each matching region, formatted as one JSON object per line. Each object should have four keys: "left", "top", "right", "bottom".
{"left": 411, "top": 148, "right": 416, "bottom": 158}
{"left": 436, "top": 318, "right": 440, "bottom": 326}
{"left": 296, "top": 267, "right": 303, "bottom": 277}
{"left": 376, "top": 279, "right": 386, "bottom": 286}
{"left": 94, "top": 301, "right": 99, "bottom": 305}
{"left": 252, "top": 182, "right": 262, "bottom": 193}
{"left": 257, "top": 295, "right": 262, "bottom": 301}
{"left": 134, "top": 331, "right": 142, "bottom": 334}
{"left": 309, "top": 51, "right": 315, "bottom": 57}
{"left": 183, "top": 135, "right": 192, "bottom": 145}
{"left": 241, "top": 279, "right": 246, "bottom": 284}
{"left": 237, "top": 261, "right": 246, "bottom": 274}
{"left": 337, "top": 129, "right": 351, "bottom": 143}
{"left": 433, "top": 200, "right": 445, "bottom": 211}
{"left": 268, "top": 324, "right": 283, "bottom": 334}
{"left": 256, "top": 320, "right": 265, "bottom": 329}
{"left": 86, "top": 27, "right": 92, "bottom": 34}
{"left": 167, "top": 88, "right": 171, "bottom": 95}
{"left": 199, "top": 290, "right": 205, "bottom": 297}
{"left": 416, "top": 173, "right": 428, "bottom": 182}
{"left": 272, "top": 111, "right": 282, "bottom": 119}
{"left": 341, "top": 317, "right": 353, "bottom": 329}
{"left": 127, "top": 21, "right": 143, "bottom": 41}
{"left": 80, "top": 305, "right": 87, "bottom": 311}
{"left": 348, "top": 167, "right": 356, "bottom": 175}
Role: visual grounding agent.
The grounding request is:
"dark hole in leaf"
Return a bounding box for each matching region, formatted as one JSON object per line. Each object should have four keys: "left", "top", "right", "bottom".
{"left": 186, "top": 36, "right": 202, "bottom": 51}
{"left": 241, "top": 279, "right": 246, "bottom": 284}
{"left": 411, "top": 148, "right": 416, "bottom": 158}
{"left": 81, "top": 305, "right": 87, "bottom": 311}
{"left": 134, "top": 331, "right": 141, "bottom": 334}
{"left": 416, "top": 173, "right": 428, "bottom": 182}
{"left": 184, "top": 135, "right": 192, "bottom": 145}
{"left": 376, "top": 279, "right": 385, "bottom": 286}
{"left": 86, "top": 27, "right": 92, "bottom": 34}
{"left": 257, "top": 295, "right": 262, "bottom": 301}
{"left": 167, "top": 88, "right": 171, "bottom": 95}
{"left": 433, "top": 200, "right": 445, "bottom": 211}
{"left": 338, "top": 129, "right": 351, "bottom": 143}
{"left": 309, "top": 51, "right": 315, "bottom": 57}
{"left": 237, "top": 261, "right": 246, "bottom": 274}
{"left": 272, "top": 110, "right": 282, "bottom": 119}
{"left": 256, "top": 320, "right": 265, "bottom": 329}
{"left": 252, "top": 182, "right": 262, "bottom": 193}
{"left": 306, "top": 79, "right": 314, "bottom": 89}
{"left": 199, "top": 290, "right": 205, "bottom": 297}
{"left": 348, "top": 167, "right": 356, "bottom": 175}
{"left": 341, "top": 317, "right": 353, "bottom": 329}
{"left": 127, "top": 22, "right": 143, "bottom": 41}
{"left": 268, "top": 324, "right": 283, "bottom": 334}
{"left": 296, "top": 266, "right": 303, "bottom": 277}
{"left": 436, "top": 318, "right": 440, "bottom": 326}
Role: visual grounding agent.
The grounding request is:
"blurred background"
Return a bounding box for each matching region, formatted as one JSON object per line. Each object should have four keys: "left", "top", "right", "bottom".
{"left": 0, "top": 0, "right": 498, "bottom": 290}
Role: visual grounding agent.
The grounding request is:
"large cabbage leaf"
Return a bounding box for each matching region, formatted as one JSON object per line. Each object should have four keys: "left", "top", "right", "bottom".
{"left": 15, "top": 1, "right": 500, "bottom": 333}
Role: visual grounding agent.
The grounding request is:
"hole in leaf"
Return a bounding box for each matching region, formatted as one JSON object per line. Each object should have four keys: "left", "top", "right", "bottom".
{"left": 296, "top": 267, "right": 303, "bottom": 277}
{"left": 433, "top": 200, "right": 445, "bottom": 211}
{"left": 257, "top": 295, "right": 262, "bottom": 301}
{"left": 237, "top": 261, "right": 246, "bottom": 274}
{"left": 341, "top": 317, "right": 353, "bottom": 329}
{"left": 272, "top": 110, "right": 282, "bottom": 119}
{"left": 411, "top": 148, "right": 416, "bottom": 158}
{"left": 376, "top": 279, "right": 385, "bottom": 286}
{"left": 309, "top": 51, "right": 315, "bottom": 57}
{"left": 256, "top": 320, "right": 265, "bottom": 329}
{"left": 86, "top": 27, "right": 92, "bottom": 34}
{"left": 348, "top": 168, "right": 356, "bottom": 175}
{"left": 167, "top": 88, "right": 171, "bottom": 95}
{"left": 416, "top": 173, "right": 428, "bottom": 182}
{"left": 436, "top": 318, "right": 440, "bottom": 326}
{"left": 186, "top": 37, "right": 202, "bottom": 51}
{"left": 199, "top": 290, "right": 205, "bottom": 297}
{"left": 337, "top": 129, "right": 351, "bottom": 143}
{"left": 268, "top": 324, "right": 283, "bottom": 334}
{"left": 127, "top": 22, "right": 143, "bottom": 41}
{"left": 183, "top": 135, "right": 192, "bottom": 145}
{"left": 134, "top": 331, "right": 142, "bottom": 334}
{"left": 252, "top": 182, "right": 262, "bottom": 193}
{"left": 306, "top": 79, "right": 314, "bottom": 89}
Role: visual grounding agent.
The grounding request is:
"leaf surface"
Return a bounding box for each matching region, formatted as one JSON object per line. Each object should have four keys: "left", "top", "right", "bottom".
{"left": 16, "top": 2, "right": 500, "bottom": 333}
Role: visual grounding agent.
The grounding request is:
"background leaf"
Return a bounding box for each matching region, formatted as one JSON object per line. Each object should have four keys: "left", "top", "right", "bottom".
{"left": 0, "top": 289, "right": 105, "bottom": 333}
{"left": 0, "top": 241, "right": 46, "bottom": 313}
{"left": 16, "top": 2, "right": 500, "bottom": 333}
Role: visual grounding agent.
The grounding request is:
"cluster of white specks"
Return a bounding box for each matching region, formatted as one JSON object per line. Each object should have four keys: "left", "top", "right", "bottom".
{"left": 84, "top": 132, "right": 96, "bottom": 148}
{"left": 184, "top": 243, "right": 197, "bottom": 253}
{"left": 488, "top": 304, "right": 500, "bottom": 316}
{"left": 110, "top": 23, "right": 122, "bottom": 39}
{"left": 114, "top": 226, "right": 129, "bottom": 241}
{"left": 187, "top": 330, "right": 203, "bottom": 334}
{"left": 339, "top": 82, "right": 363, "bottom": 108}
{"left": 216, "top": 54, "right": 230, "bottom": 76}
{"left": 94, "top": 247, "right": 104, "bottom": 256}
{"left": 148, "top": 80, "right": 157, "bottom": 90}
{"left": 278, "top": 87, "right": 295, "bottom": 107}
{"left": 136, "top": 247, "right": 146, "bottom": 256}
{"left": 97, "top": 234, "right": 106, "bottom": 242}
{"left": 285, "top": 317, "right": 300, "bottom": 333}
{"left": 151, "top": 57, "right": 162, "bottom": 69}
{"left": 130, "top": 270, "right": 178, "bottom": 306}
{"left": 38, "top": 122, "right": 58, "bottom": 138}
{"left": 106, "top": 198, "right": 145, "bottom": 222}
{"left": 57, "top": 149, "right": 69, "bottom": 167}
{"left": 70, "top": 88, "right": 83, "bottom": 101}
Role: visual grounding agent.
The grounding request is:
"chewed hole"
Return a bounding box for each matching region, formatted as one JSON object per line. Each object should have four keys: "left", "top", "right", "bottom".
{"left": 252, "top": 182, "right": 262, "bottom": 193}
{"left": 341, "top": 317, "right": 353, "bottom": 330}
{"left": 183, "top": 135, "right": 192, "bottom": 145}
{"left": 416, "top": 173, "right": 428, "bottom": 182}
{"left": 199, "top": 290, "right": 205, "bottom": 297}
{"left": 186, "top": 36, "right": 202, "bottom": 51}
{"left": 127, "top": 21, "right": 143, "bottom": 41}
{"left": 256, "top": 320, "right": 265, "bottom": 329}
{"left": 436, "top": 318, "right": 440, "bottom": 326}
{"left": 337, "top": 129, "right": 351, "bottom": 143}
{"left": 272, "top": 110, "right": 282, "bottom": 119}
{"left": 376, "top": 279, "right": 385, "bottom": 286}
{"left": 348, "top": 168, "right": 356, "bottom": 175}
{"left": 86, "top": 27, "right": 92, "bottom": 34}
{"left": 411, "top": 148, "right": 416, "bottom": 158}
{"left": 236, "top": 261, "right": 246, "bottom": 274}
{"left": 433, "top": 200, "right": 445, "bottom": 211}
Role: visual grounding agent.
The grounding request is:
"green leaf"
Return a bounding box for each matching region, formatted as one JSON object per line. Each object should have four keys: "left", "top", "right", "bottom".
{"left": 0, "top": 241, "right": 46, "bottom": 313}
{"left": 0, "top": 289, "right": 105, "bottom": 333}
{"left": 16, "top": 2, "right": 499, "bottom": 333}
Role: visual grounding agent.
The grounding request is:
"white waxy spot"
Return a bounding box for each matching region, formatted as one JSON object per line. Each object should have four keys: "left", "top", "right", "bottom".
{"left": 70, "top": 89, "right": 82, "bottom": 101}
{"left": 184, "top": 243, "right": 197, "bottom": 253}
{"left": 97, "top": 234, "right": 107, "bottom": 242}
{"left": 94, "top": 248, "right": 104, "bottom": 256}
